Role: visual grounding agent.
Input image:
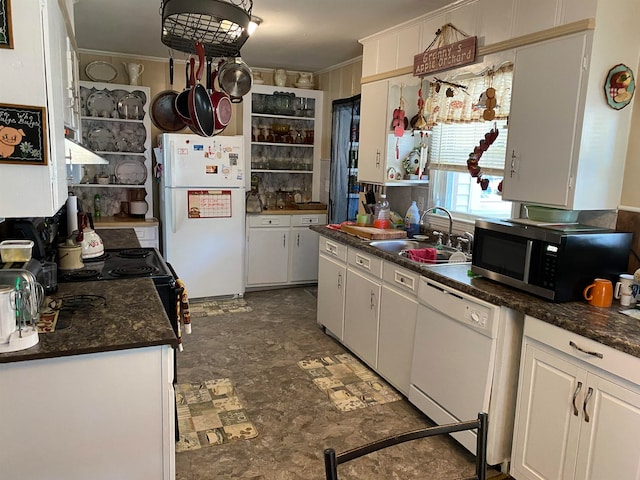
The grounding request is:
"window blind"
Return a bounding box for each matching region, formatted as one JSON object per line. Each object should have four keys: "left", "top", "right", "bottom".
{"left": 428, "top": 119, "right": 509, "bottom": 176}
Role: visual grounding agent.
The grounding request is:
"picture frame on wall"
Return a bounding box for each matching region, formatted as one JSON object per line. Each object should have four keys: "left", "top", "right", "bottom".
{"left": 0, "top": 103, "right": 48, "bottom": 166}
{"left": 0, "top": 0, "right": 12, "bottom": 49}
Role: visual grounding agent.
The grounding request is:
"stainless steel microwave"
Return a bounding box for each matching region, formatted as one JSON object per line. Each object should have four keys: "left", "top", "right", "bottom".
{"left": 471, "top": 219, "right": 632, "bottom": 302}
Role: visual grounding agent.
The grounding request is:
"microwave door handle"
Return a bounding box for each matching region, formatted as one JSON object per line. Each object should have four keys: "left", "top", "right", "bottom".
{"left": 523, "top": 239, "right": 534, "bottom": 282}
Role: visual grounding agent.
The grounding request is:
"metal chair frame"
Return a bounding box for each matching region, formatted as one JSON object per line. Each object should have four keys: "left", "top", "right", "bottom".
{"left": 323, "top": 412, "right": 488, "bottom": 480}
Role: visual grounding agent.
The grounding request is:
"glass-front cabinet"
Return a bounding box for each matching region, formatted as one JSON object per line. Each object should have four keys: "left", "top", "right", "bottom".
{"left": 69, "top": 82, "right": 153, "bottom": 219}
{"left": 243, "top": 85, "right": 323, "bottom": 208}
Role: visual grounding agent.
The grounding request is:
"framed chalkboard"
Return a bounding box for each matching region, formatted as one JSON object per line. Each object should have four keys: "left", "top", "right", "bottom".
{"left": 0, "top": 103, "right": 48, "bottom": 166}
{"left": 0, "top": 0, "right": 12, "bottom": 49}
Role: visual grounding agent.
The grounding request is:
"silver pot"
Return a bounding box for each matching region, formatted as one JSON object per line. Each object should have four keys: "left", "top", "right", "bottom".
{"left": 218, "top": 57, "right": 252, "bottom": 103}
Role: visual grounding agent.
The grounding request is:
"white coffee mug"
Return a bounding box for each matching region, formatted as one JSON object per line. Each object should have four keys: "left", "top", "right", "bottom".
{"left": 615, "top": 273, "right": 635, "bottom": 306}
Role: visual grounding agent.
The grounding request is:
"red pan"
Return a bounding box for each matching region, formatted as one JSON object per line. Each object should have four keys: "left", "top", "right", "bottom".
{"left": 188, "top": 42, "right": 215, "bottom": 137}
{"left": 211, "top": 61, "right": 232, "bottom": 132}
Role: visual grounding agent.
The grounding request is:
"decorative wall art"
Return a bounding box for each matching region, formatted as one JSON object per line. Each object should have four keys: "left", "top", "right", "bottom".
{"left": 0, "top": 0, "right": 12, "bottom": 49}
{"left": 0, "top": 103, "right": 48, "bottom": 165}
{"left": 605, "top": 64, "right": 635, "bottom": 110}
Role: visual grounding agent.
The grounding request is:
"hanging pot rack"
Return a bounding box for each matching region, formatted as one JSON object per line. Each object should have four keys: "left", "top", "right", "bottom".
{"left": 161, "top": 0, "right": 253, "bottom": 58}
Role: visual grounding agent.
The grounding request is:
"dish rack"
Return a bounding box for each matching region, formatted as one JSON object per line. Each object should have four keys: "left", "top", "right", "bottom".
{"left": 161, "top": 0, "right": 253, "bottom": 58}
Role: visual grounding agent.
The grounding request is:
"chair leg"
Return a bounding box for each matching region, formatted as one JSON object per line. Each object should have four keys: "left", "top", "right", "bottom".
{"left": 475, "top": 412, "right": 488, "bottom": 480}
{"left": 324, "top": 448, "right": 338, "bottom": 480}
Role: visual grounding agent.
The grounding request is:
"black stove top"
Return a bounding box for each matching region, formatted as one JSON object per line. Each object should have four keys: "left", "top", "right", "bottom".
{"left": 59, "top": 248, "right": 174, "bottom": 285}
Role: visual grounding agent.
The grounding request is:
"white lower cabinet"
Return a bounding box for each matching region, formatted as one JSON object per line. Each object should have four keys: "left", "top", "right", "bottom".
{"left": 0, "top": 346, "right": 175, "bottom": 480}
{"left": 246, "top": 215, "right": 290, "bottom": 286}
{"left": 378, "top": 263, "right": 418, "bottom": 395}
{"left": 343, "top": 249, "right": 383, "bottom": 369}
{"left": 511, "top": 316, "right": 640, "bottom": 480}
{"left": 246, "top": 213, "right": 326, "bottom": 288}
{"left": 317, "top": 237, "right": 348, "bottom": 339}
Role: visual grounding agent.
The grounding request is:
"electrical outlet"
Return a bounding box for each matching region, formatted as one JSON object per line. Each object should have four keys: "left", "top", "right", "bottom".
{"left": 417, "top": 196, "right": 425, "bottom": 211}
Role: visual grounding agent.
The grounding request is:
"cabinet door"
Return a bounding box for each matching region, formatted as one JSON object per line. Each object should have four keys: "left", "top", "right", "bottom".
{"left": 575, "top": 374, "right": 640, "bottom": 480}
{"left": 317, "top": 254, "right": 347, "bottom": 339}
{"left": 246, "top": 228, "right": 289, "bottom": 285}
{"left": 358, "top": 80, "right": 388, "bottom": 184}
{"left": 502, "top": 33, "right": 588, "bottom": 207}
{"left": 289, "top": 227, "right": 320, "bottom": 282}
{"left": 378, "top": 284, "right": 417, "bottom": 395}
{"left": 511, "top": 343, "right": 584, "bottom": 480}
{"left": 343, "top": 268, "right": 381, "bottom": 368}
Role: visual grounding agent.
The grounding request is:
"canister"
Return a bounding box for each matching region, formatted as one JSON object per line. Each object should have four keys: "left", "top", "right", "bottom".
{"left": 0, "top": 285, "right": 16, "bottom": 343}
{"left": 58, "top": 241, "right": 84, "bottom": 270}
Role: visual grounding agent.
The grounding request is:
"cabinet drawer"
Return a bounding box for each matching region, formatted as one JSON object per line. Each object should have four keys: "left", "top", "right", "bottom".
{"left": 318, "top": 236, "right": 347, "bottom": 262}
{"left": 382, "top": 262, "right": 418, "bottom": 295}
{"left": 248, "top": 215, "right": 291, "bottom": 228}
{"left": 133, "top": 226, "right": 157, "bottom": 240}
{"left": 524, "top": 315, "right": 640, "bottom": 385}
{"left": 348, "top": 249, "right": 383, "bottom": 278}
{"left": 291, "top": 214, "right": 327, "bottom": 227}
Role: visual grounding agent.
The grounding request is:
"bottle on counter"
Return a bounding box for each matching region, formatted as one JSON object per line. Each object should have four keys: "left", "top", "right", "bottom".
{"left": 94, "top": 193, "right": 101, "bottom": 219}
{"left": 404, "top": 201, "right": 420, "bottom": 237}
{"left": 373, "top": 194, "right": 390, "bottom": 229}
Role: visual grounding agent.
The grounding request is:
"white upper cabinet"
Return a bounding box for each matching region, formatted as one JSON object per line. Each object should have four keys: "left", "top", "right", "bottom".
{"left": 503, "top": 0, "right": 640, "bottom": 209}
{"left": 0, "top": 0, "right": 75, "bottom": 218}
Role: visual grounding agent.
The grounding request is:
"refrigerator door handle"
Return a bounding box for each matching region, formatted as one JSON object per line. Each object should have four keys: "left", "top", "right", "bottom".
{"left": 171, "top": 190, "right": 178, "bottom": 234}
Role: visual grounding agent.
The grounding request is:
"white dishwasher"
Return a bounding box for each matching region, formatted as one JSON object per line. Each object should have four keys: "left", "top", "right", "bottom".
{"left": 409, "top": 276, "right": 523, "bottom": 469}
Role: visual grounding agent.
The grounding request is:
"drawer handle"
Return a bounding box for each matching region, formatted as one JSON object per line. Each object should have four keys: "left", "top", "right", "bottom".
{"left": 370, "top": 291, "right": 375, "bottom": 310}
{"left": 394, "top": 272, "right": 414, "bottom": 290}
{"left": 583, "top": 387, "right": 593, "bottom": 423}
{"left": 572, "top": 381, "right": 582, "bottom": 416}
{"left": 569, "top": 341, "right": 603, "bottom": 359}
{"left": 356, "top": 255, "right": 370, "bottom": 269}
{"left": 337, "top": 273, "right": 342, "bottom": 289}
{"left": 325, "top": 242, "right": 338, "bottom": 255}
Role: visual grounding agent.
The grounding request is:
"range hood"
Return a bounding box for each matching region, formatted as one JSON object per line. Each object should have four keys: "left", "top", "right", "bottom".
{"left": 64, "top": 138, "right": 108, "bottom": 165}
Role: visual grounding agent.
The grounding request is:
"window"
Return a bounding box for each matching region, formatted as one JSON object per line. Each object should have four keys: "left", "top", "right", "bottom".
{"left": 425, "top": 65, "right": 513, "bottom": 221}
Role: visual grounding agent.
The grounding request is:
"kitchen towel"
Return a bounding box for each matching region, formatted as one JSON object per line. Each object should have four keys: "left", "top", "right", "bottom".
{"left": 407, "top": 247, "right": 437, "bottom": 264}
{"left": 298, "top": 353, "right": 402, "bottom": 412}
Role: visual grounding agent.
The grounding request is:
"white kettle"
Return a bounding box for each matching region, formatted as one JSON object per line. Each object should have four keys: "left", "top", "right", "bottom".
{"left": 77, "top": 213, "right": 104, "bottom": 259}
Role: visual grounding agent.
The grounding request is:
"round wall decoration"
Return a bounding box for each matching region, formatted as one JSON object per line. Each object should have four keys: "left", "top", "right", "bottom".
{"left": 604, "top": 64, "right": 635, "bottom": 110}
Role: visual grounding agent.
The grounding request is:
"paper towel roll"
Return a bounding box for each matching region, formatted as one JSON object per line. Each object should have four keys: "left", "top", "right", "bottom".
{"left": 66, "top": 194, "right": 78, "bottom": 235}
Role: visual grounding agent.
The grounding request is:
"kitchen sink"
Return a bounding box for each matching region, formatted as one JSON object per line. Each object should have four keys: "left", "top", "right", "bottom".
{"left": 368, "top": 239, "right": 471, "bottom": 266}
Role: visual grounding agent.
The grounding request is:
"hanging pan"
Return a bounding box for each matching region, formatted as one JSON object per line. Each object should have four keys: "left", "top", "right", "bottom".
{"left": 175, "top": 57, "right": 195, "bottom": 126}
{"left": 188, "top": 42, "right": 215, "bottom": 137}
{"left": 210, "top": 61, "right": 233, "bottom": 132}
{"left": 218, "top": 57, "right": 253, "bottom": 103}
{"left": 150, "top": 57, "right": 186, "bottom": 132}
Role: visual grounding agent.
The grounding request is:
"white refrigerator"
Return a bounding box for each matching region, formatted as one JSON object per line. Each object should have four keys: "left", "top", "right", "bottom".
{"left": 159, "top": 133, "right": 245, "bottom": 299}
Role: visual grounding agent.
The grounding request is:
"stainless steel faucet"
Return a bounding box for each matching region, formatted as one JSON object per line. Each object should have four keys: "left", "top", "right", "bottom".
{"left": 420, "top": 205, "right": 453, "bottom": 247}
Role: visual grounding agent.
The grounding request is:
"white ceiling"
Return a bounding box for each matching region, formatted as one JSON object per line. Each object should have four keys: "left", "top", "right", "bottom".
{"left": 73, "top": 0, "right": 456, "bottom": 71}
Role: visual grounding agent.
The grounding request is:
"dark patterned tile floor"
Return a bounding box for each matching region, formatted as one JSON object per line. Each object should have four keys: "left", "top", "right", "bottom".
{"left": 175, "top": 286, "right": 500, "bottom": 479}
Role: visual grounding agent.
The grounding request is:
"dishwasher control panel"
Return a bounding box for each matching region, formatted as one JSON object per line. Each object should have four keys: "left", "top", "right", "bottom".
{"left": 464, "top": 304, "right": 489, "bottom": 327}
{"left": 418, "top": 277, "right": 499, "bottom": 337}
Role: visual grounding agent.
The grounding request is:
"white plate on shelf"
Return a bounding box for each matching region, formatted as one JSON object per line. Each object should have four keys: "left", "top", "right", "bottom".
{"left": 85, "top": 61, "right": 118, "bottom": 82}
{"left": 87, "top": 127, "right": 116, "bottom": 152}
{"left": 117, "top": 93, "right": 145, "bottom": 120}
{"left": 86, "top": 90, "right": 117, "bottom": 118}
{"left": 115, "top": 160, "right": 147, "bottom": 185}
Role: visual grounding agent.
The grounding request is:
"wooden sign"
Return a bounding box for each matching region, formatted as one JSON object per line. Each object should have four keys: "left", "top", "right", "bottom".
{"left": 0, "top": 0, "right": 12, "bottom": 49}
{"left": 0, "top": 103, "right": 48, "bottom": 165}
{"left": 414, "top": 36, "right": 477, "bottom": 77}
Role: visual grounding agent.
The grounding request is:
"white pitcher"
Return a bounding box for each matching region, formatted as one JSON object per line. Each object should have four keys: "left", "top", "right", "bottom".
{"left": 123, "top": 62, "right": 144, "bottom": 86}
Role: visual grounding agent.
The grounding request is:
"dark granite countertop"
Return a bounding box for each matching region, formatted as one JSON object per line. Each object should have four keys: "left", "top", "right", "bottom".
{"left": 312, "top": 225, "right": 640, "bottom": 359}
{"left": 0, "top": 229, "right": 177, "bottom": 364}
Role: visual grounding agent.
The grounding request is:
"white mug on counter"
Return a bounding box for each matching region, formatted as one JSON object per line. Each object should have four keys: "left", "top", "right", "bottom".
{"left": 614, "top": 273, "right": 637, "bottom": 307}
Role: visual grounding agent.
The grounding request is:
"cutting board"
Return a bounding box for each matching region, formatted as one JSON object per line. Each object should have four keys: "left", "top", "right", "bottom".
{"left": 340, "top": 224, "right": 407, "bottom": 240}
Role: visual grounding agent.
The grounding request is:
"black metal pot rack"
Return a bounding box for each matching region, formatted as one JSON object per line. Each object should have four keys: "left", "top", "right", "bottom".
{"left": 161, "top": 0, "right": 253, "bottom": 58}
